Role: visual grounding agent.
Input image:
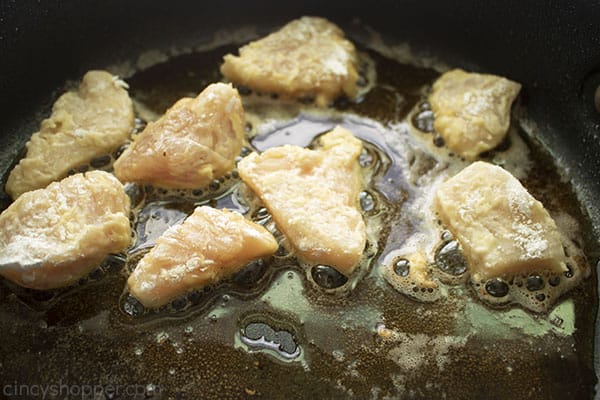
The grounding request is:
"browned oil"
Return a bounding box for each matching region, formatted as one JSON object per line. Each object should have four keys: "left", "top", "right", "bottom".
{"left": 0, "top": 45, "right": 597, "bottom": 400}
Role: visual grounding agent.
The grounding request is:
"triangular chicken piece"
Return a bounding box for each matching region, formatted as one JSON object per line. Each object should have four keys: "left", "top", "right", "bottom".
{"left": 238, "top": 126, "right": 366, "bottom": 275}
{"left": 114, "top": 83, "right": 244, "bottom": 189}
{"left": 220, "top": 16, "right": 359, "bottom": 106}
{"left": 127, "top": 206, "right": 278, "bottom": 308}
{"left": 6, "top": 70, "right": 134, "bottom": 199}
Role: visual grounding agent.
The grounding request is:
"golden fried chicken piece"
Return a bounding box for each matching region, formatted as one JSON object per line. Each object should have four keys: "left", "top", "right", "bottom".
{"left": 0, "top": 171, "right": 131, "bottom": 289}
{"left": 221, "top": 16, "right": 359, "bottom": 106}
{"left": 6, "top": 70, "right": 134, "bottom": 199}
{"left": 127, "top": 206, "right": 278, "bottom": 308}
{"left": 113, "top": 83, "right": 244, "bottom": 189}
{"left": 238, "top": 126, "right": 366, "bottom": 275}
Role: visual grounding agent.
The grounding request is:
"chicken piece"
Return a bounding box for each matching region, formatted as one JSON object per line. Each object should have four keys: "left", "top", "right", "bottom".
{"left": 127, "top": 206, "right": 278, "bottom": 308}
{"left": 429, "top": 69, "right": 521, "bottom": 160}
{"left": 0, "top": 171, "right": 131, "bottom": 290}
{"left": 386, "top": 250, "right": 437, "bottom": 287}
{"left": 238, "top": 126, "right": 366, "bottom": 275}
{"left": 5, "top": 71, "right": 134, "bottom": 199}
{"left": 404, "top": 251, "right": 437, "bottom": 289}
{"left": 113, "top": 83, "right": 244, "bottom": 189}
{"left": 434, "top": 161, "right": 567, "bottom": 281}
{"left": 220, "top": 16, "right": 359, "bottom": 106}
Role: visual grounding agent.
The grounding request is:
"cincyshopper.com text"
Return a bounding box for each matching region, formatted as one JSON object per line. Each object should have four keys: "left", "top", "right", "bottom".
{"left": 2, "top": 381, "right": 160, "bottom": 399}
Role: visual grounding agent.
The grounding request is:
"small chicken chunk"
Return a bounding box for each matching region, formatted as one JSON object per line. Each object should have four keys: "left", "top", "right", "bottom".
{"left": 0, "top": 171, "right": 131, "bottom": 290}
{"left": 127, "top": 206, "right": 278, "bottom": 308}
{"left": 6, "top": 71, "right": 134, "bottom": 199}
{"left": 383, "top": 248, "right": 441, "bottom": 302}
{"left": 434, "top": 161, "right": 567, "bottom": 281}
{"left": 113, "top": 83, "right": 244, "bottom": 189}
{"left": 221, "top": 16, "right": 359, "bottom": 106}
{"left": 429, "top": 69, "right": 521, "bottom": 160}
{"left": 238, "top": 126, "right": 366, "bottom": 275}
{"left": 403, "top": 251, "right": 437, "bottom": 289}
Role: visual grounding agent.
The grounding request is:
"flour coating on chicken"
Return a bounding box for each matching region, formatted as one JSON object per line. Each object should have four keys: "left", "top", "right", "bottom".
{"left": 221, "top": 17, "right": 359, "bottom": 106}
{"left": 434, "top": 161, "right": 566, "bottom": 281}
{"left": 127, "top": 206, "right": 277, "bottom": 308}
{"left": 429, "top": 69, "right": 521, "bottom": 160}
{"left": 6, "top": 70, "right": 134, "bottom": 199}
{"left": 113, "top": 83, "right": 244, "bottom": 189}
{"left": 238, "top": 126, "right": 366, "bottom": 275}
{"left": 0, "top": 171, "right": 131, "bottom": 290}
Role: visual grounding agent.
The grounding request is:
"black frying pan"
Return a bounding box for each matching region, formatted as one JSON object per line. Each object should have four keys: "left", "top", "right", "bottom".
{"left": 1, "top": 1, "right": 600, "bottom": 399}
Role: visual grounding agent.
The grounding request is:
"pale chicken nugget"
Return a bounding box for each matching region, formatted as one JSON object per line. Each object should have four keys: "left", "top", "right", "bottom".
{"left": 434, "top": 161, "right": 567, "bottom": 281}
{"left": 127, "top": 206, "right": 278, "bottom": 308}
{"left": 6, "top": 70, "right": 134, "bottom": 199}
{"left": 238, "top": 126, "right": 366, "bottom": 275}
{"left": 0, "top": 171, "right": 131, "bottom": 290}
{"left": 221, "top": 16, "right": 359, "bottom": 106}
{"left": 113, "top": 83, "right": 244, "bottom": 189}
{"left": 429, "top": 69, "right": 521, "bottom": 160}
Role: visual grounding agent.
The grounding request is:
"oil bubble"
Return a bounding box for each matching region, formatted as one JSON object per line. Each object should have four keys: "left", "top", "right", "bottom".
{"left": 311, "top": 265, "right": 348, "bottom": 289}
{"left": 435, "top": 240, "right": 467, "bottom": 276}
{"left": 535, "top": 293, "right": 546, "bottom": 302}
{"left": 440, "top": 230, "right": 454, "bottom": 242}
{"left": 433, "top": 134, "right": 445, "bottom": 147}
{"left": 232, "top": 259, "right": 266, "bottom": 286}
{"left": 171, "top": 297, "right": 187, "bottom": 311}
{"left": 123, "top": 295, "right": 145, "bottom": 317}
{"left": 526, "top": 275, "right": 544, "bottom": 291}
{"left": 359, "top": 191, "right": 376, "bottom": 212}
{"left": 90, "top": 154, "right": 112, "bottom": 168}
{"left": 564, "top": 264, "right": 574, "bottom": 278}
{"left": 485, "top": 278, "right": 509, "bottom": 297}
{"left": 209, "top": 180, "right": 220, "bottom": 191}
{"left": 393, "top": 258, "right": 410, "bottom": 277}
{"left": 549, "top": 276, "right": 561, "bottom": 287}
{"left": 412, "top": 109, "right": 435, "bottom": 132}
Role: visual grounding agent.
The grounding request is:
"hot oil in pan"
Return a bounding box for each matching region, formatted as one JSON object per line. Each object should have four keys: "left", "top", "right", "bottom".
{"left": 0, "top": 45, "right": 597, "bottom": 399}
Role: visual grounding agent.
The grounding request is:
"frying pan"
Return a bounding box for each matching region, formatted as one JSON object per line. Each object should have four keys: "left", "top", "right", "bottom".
{"left": 1, "top": 1, "right": 600, "bottom": 399}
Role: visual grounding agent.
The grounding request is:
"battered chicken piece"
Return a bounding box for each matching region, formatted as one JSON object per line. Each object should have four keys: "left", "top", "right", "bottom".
{"left": 0, "top": 171, "right": 131, "bottom": 290}
{"left": 5, "top": 71, "right": 134, "bottom": 199}
{"left": 127, "top": 206, "right": 278, "bottom": 308}
{"left": 238, "top": 126, "right": 366, "bottom": 275}
{"left": 220, "top": 16, "right": 359, "bottom": 106}
{"left": 113, "top": 83, "right": 244, "bottom": 189}
{"left": 429, "top": 69, "right": 521, "bottom": 160}
{"left": 434, "top": 162, "right": 567, "bottom": 281}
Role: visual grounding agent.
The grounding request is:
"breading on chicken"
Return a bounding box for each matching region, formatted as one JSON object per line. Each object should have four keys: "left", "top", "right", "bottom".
{"left": 221, "top": 16, "right": 359, "bottom": 106}
{"left": 0, "top": 171, "right": 131, "bottom": 290}
{"left": 238, "top": 126, "right": 366, "bottom": 275}
{"left": 5, "top": 70, "right": 134, "bottom": 199}
{"left": 434, "top": 161, "right": 567, "bottom": 281}
{"left": 113, "top": 83, "right": 244, "bottom": 189}
{"left": 429, "top": 69, "right": 521, "bottom": 159}
{"left": 127, "top": 206, "right": 278, "bottom": 308}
